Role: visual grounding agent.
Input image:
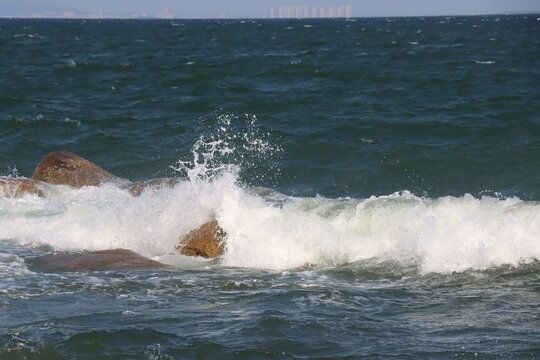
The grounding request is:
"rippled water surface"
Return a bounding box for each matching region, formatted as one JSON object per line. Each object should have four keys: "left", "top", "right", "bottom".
{"left": 1, "top": 16, "right": 539, "bottom": 359}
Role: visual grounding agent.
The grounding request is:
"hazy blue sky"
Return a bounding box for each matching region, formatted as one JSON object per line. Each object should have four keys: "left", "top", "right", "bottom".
{"left": 1, "top": 0, "right": 539, "bottom": 18}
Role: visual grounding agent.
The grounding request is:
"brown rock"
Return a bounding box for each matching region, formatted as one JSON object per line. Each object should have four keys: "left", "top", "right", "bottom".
{"left": 0, "top": 177, "right": 45, "bottom": 198}
{"left": 176, "top": 220, "right": 226, "bottom": 258}
{"left": 128, "top": 178, "right": 185, "bottom": 196}
{"left": 26, "top": 249, "right": 174, "bottom": 271}
{"left": 31, "top": 150, "right": 122, "bottom": 188}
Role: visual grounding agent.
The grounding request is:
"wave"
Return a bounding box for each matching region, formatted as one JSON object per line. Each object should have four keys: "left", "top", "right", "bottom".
{"left": 1, "top": 174, "right": 538, "bottom": 273}
{"left": 1, "top": 114, "right": 538, "bottom": 273}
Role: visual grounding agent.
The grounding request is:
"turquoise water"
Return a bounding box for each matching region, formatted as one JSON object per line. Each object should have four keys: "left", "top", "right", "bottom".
{"left": 1, "top": 16, "right": 539, "bottom": 359}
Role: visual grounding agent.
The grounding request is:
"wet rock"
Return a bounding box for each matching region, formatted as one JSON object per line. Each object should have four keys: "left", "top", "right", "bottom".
{"left": 176, "top": 220, "right": 226, "bottom": 258}
{"left": 0, "top": 177, "right": 45, "bottom": 198}
{"left": 26, "top": 249, "right": 173, "bottom": 271}
{"left": 31, "top": 150, "right": 122, "bottom": 188}
{"left": 128, "top": 178, "right": 185, "bottom": 196}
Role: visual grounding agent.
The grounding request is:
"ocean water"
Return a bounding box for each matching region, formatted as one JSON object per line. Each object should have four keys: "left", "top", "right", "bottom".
{"left": 1, "top": 15, "right": 539, "bottom": 359}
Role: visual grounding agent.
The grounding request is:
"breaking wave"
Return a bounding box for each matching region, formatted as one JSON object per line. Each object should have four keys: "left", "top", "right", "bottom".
{"left": 1, "top": 114, "right": 538, "bottom": 273}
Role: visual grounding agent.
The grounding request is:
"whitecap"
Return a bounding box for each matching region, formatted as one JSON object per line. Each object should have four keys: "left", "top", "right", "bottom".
{"left": 64, "top": 118, "right": 81, "bottom": 127}
{"left": 475, "top": 60, "right": 495, "bottom": 65}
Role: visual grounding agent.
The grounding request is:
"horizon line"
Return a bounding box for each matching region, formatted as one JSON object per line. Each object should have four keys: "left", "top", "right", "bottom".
{"left": 0, "top": 12, "right": 538, "bottom": 20}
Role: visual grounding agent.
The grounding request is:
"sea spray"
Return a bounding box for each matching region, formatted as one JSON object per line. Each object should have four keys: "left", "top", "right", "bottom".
{"left": 168, "top": 120, "right": 540, "bottom": 272}
{"left": 171, "top": 111, "right": 282, "bottom": 186}
{"left": 2, "top": 173, "right": 538, "bottom": 273}
{"left": 2, "top": 115, "right": 539, "bottom": 272}
{"left": 1, "top": 115, "right": 539, "bottom": 273}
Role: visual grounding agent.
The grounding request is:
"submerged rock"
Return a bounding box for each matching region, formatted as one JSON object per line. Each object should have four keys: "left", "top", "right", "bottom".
{"left": 176, "top": 220, "right": 226, "bottom": 258}
{"left": 26, "top": 249, "right": 173, "bottom": 271}
{"left": 0, "top": 177, "right": 45, "bottom": 198}
{"left": 31, "top": 150, "right": 122, "bottom": 188}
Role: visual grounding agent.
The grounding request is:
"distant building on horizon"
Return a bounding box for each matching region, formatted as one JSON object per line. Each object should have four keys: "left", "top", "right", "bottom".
{"left": 272, "top": 4, "right": 352, "bottom": 19}
{"left": 158, "top": 7, "right": 173, "bottom": 19}
{"left": 346, "top": 5, "right": 352, "bottom": 19}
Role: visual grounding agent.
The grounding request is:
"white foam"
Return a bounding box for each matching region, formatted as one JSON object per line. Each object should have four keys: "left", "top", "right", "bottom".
{"left": 218, "top": 190, "right": 540, "bottom": 273}
{"left": 0, "top": 175, "right": 238, "bottom": 257}
{"left": 1, "top": 115, "right": 538, "bottom": 274}
{"left": 1, "top": 177, "right": 538, "bottom": 274}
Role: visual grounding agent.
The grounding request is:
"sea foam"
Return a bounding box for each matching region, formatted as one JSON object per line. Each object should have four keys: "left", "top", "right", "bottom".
{"left": 218, "top": 189, "right": 540, "bottom": 272}
{"left": 1, "top": 175, "right": 538, "bottom": 273}
{"left": 1, "top": 114, "right": 538, "bottom": 273}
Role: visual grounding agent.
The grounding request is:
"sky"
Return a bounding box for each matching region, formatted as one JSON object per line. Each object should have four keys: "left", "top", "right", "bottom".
{"left": 1, "top": 0, "right": 539, "bottom": 18}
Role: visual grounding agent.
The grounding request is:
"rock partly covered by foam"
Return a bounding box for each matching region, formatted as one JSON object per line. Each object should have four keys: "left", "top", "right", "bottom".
{"left": 128, "top": 178, "right": 185, "bottom": 196}
{"left": 176, "top": 220, "right": 226, "bottom": 258}
{"left": 1, "top": 151, "right": 186, "bottom": 197}
{"left": 31, "top": 150, "right": 122, "bottom": 188}
{"left": 0, "top": 177, "right": 46, "bottom": 198}
{"left": 26, "top": 249, "right": 173, "bottom": 271}
{"left": 4, "top": 151, "right": 229, "bottom": 260}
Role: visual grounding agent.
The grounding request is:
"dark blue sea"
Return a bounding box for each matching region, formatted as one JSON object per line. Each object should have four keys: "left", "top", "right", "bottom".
{"left": 1, "top": 15, "right": 539, "bottom": 359}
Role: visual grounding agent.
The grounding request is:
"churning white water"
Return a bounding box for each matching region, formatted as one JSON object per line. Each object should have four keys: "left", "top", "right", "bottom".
{"left": 1, "top": 171, "right": 538, "bottom": 273}
{"left": 1, "top": 116, "right": 539, "bottom": 273}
